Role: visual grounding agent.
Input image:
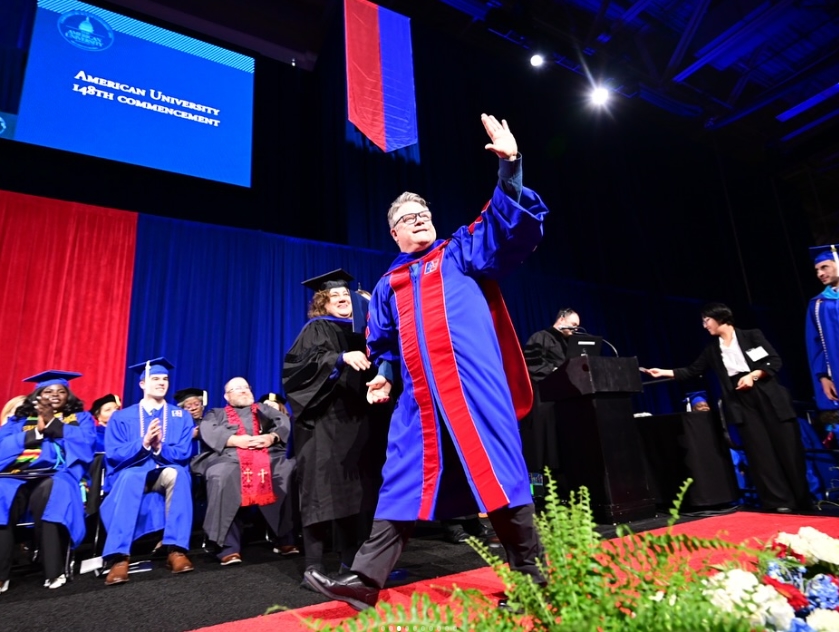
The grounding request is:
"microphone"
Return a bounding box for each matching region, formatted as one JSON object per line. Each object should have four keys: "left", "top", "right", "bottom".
{"left": 557, "top": 326, "right": 579, "bottom": 331}
{"left": 570, "top": 327, "right": 620, "bottom": 356}
{"left": 602, "top": 338, "right": 619, "bottom": 357}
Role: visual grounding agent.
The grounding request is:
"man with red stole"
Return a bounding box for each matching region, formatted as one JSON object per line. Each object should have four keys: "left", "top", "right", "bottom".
{"left": 192, "top": 377, "right": 293, "bottom": 565}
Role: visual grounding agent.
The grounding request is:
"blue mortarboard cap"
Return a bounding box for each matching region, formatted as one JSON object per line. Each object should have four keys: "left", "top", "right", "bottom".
{"left": 686, "top": 390, "right": 708, "bottom": 406}
{"left": 23, "top": 370, "right": 82, "bottom": 389}
{"left": 811, "top": 245, "right": 839, "bottom": 265}
{"left": 128, "top": 357, "right": 174, "bottom": 378}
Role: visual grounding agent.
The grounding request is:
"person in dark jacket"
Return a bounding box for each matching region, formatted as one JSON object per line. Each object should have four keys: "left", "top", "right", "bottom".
{"left": 646, "top": 303, "right": 811, "bottom": 512}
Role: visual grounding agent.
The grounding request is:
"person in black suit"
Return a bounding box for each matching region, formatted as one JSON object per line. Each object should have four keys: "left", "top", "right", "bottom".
{"left": 645, "top": 303, "right": 811, "bottom": 512}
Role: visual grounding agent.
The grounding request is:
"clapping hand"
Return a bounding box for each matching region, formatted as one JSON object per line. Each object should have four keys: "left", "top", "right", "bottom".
{"left": 144, "top": 418, "right": 162, "bottom": 449}
{"left": 35, "top": 395, "right": 54, "bottom": 431}
{"left": 481, "top": 113, "right": 518, "bottom": 161}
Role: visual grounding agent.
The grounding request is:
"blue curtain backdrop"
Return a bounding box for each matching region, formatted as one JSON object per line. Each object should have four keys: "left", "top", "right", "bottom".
{"left": 123, "top": 213, "right": 754, "bottom": 416}
{"left": 125, "top": 214, "right": 395, "bottom": 407}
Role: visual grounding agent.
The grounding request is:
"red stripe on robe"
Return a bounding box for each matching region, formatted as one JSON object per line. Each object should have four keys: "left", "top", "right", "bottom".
{"left": 413, "top": 247, "right": 509, "bottom": 511}
{"left": 389, "top": 267, "right": 440, "bottom": 520}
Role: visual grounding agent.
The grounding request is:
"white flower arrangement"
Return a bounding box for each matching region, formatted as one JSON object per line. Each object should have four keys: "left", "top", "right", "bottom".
{"left": 807, "top": 608, "right": 839, "bottom": 632}
{"left": 776, "top": 527, "right": 839, "bottom": 569}
{"left": 704, "top": 569, "right": 795, "bottom": 631}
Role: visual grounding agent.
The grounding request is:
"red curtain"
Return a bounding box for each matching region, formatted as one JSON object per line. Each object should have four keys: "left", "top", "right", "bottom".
{"left": 0, "top": 190, "right": 137, "bottom": 408}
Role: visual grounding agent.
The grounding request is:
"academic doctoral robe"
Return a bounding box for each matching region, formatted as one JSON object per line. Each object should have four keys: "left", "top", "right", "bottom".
{"left": 100, "top": 402, "right": 194, "bottom": 556}
{"left": 806, "top": 287, "right": 839, "bottom": 410}
{"left": 367, "top": 179, "right": 549, "bottom": 521}
{"left": 0, "top": 411, "right": 95, "bottom": 547}
{"left": 191, "top": 404, "right": 294, "bottom": 545}
{"left": 283, "top": 316, "right": 382, "bottom": 527}
{"left": 520, "top": 327, "right": 568, "bottom": 474}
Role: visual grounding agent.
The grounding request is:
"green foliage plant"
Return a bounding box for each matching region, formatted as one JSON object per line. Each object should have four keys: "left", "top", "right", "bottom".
{"left": 298, "top": 477, "right": 773, "bottom": 632}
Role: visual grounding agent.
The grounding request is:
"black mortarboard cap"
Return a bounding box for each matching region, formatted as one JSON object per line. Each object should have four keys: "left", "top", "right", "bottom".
{"left": 257, "top": 392, "right": 287, "bottom": 405}
{"left": 23, "top": 370, "right": 83, "bottom": 389}
{"left": 302, "top": 269, "right": 354, "bottom": 292}
{"left": 89, "top": 393, "right": 121, "bottom": 415}
{"left": 174, "top": 387, "right": 207, "bottom": 406}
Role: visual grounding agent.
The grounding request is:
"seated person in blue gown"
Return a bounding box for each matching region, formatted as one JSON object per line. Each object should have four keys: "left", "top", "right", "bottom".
{"left": 100, "top": 357, "right": 195, "bottom": 585}
{"left": 0, "top": 370, "right": 95, "bottom": 593}
{"left": 90, "top": 393, "right": 121, "bottom": 453}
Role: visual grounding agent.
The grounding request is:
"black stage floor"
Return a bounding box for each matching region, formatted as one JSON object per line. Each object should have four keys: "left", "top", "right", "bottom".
{"left": 3, "top": 504, "right": 836, "bottom": 632}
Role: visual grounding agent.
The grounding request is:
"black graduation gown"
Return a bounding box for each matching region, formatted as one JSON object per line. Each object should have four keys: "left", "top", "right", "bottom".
{"left": 519, "top": 327, "right": 568, "bottom": 473}
{"left": 282, "top": 317, "right": 380, "bottom": 527}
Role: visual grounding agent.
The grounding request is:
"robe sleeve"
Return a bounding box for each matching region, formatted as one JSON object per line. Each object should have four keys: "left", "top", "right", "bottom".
{"left": 367, "top": 279, "right": 401, "bottom": 371}
{"left": 199, "top": 408, "right": 236, "bottom": 454}
{"left": 59, "top": 412, "right": 95, "bottom": 474}
{"left": 105, "top": 409, "right": 151, "bottom": 474}
{"left": 156, "top": 407, "right": 197, "bottom": 466}
{"left": 447, "top": 160, "right": 549, "bottom": 281}
{"left": 806, "top": 299, "right": 830, "bottom": 380}
{"left": 0, "top": 423, "right": 26, "bottom": 471}
{"left": 258, "top": 404, "right": 290, "bottom": 444}
{"left": 524, "top": 330, "right": 564, "bottom": 382}
{"left": 283, "top": 320, "right": 345, "bottom": 418}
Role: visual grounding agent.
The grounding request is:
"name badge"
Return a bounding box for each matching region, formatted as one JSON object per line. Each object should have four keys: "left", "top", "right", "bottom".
{"left": 746, "top": 346, "right": 769, "bottom": 362}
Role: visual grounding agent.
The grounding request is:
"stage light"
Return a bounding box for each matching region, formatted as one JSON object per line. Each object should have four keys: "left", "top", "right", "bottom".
{"left": 530, "top": 53, "right": 545, "bottom": 67}
{"left": 591, "top": 86, "right": 610, "bottom": 105}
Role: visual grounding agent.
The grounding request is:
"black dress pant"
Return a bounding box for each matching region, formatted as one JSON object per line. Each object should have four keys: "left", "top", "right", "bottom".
{"left": 302, "top": 515, "right": 361, "bottom": 571}
{"left": 352, "top": 503, "right": 543, "bottom": 588}
{"left": 731, "top": 378, "right": 811, "bottom": 510}
{"left": 0, "top": 477, "right": 68, "bottom": 581}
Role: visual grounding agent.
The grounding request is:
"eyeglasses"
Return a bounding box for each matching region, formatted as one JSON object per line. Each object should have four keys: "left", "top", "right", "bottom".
{"left": 226, "top": 385, "right": 251, "bottom": 393}
{"left": 393, "top": 210, "right": 432, "bottom": 228}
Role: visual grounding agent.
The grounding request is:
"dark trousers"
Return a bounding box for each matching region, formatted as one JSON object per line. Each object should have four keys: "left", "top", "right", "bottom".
{"left": 352, "top": 503, "right": 544, "bottom": 588}
{"left": 219, "top": 514, "right": 244, "bottom": 559}
{"left": 0, "top": 478, "right": 68, "bottom": 581}
{"left": 303, "top": 515, "right": 361, "bottom": 571}
{"left": 733, "top": 380, "right": 811, "bottom": 509}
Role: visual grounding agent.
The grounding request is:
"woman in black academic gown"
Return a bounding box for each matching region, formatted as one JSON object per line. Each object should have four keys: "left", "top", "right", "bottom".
{"left": 646, "top": 303, "right": 811, "bottom": 512}
{"left": 282, "top": 270, "right": 381, "bottom": 586}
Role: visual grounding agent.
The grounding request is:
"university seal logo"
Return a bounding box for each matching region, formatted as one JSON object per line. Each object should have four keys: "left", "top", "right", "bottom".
{"left": 58, "top": 10, "right": 114, "bottom": 52}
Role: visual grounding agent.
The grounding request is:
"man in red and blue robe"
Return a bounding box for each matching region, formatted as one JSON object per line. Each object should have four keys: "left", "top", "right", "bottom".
{"left": 305, "top": 114, "right": 548, "bottom": 611}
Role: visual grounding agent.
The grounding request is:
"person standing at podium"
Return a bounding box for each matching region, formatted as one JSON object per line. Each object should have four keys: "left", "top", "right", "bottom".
{"left": 520, "top": 308, "right": 580, "bottom": 490}
{"left": 645, "top": 303, "right": 811, "bottom": 513}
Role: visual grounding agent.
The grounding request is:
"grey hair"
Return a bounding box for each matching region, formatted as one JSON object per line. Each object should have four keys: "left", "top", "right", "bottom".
{"left": 387, "top": 192, "right": 429, "bottom": 228}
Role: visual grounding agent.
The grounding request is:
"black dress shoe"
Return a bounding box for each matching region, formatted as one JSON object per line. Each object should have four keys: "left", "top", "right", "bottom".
{"left": 498, "top": 596, "right": 524, "bottom": 614}
{"left": 775, "top": 507, "right": 793, "bottom": 514}
{"left": 303, "top": 569, "right": 380, "bottom": 611}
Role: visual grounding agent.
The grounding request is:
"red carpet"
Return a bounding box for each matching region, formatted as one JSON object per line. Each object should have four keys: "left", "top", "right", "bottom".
{"left": 190, "top": 511, "right": 839, "bottom": 632}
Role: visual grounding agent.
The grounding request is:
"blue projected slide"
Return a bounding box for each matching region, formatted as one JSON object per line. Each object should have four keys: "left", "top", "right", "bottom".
{"left": 0, "top": 0, "right": 254, "bottom": 187}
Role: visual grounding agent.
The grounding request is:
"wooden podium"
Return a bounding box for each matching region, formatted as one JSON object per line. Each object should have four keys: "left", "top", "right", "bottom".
{"left": 540, "top": 355, "right": 656, "bottom": 523}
